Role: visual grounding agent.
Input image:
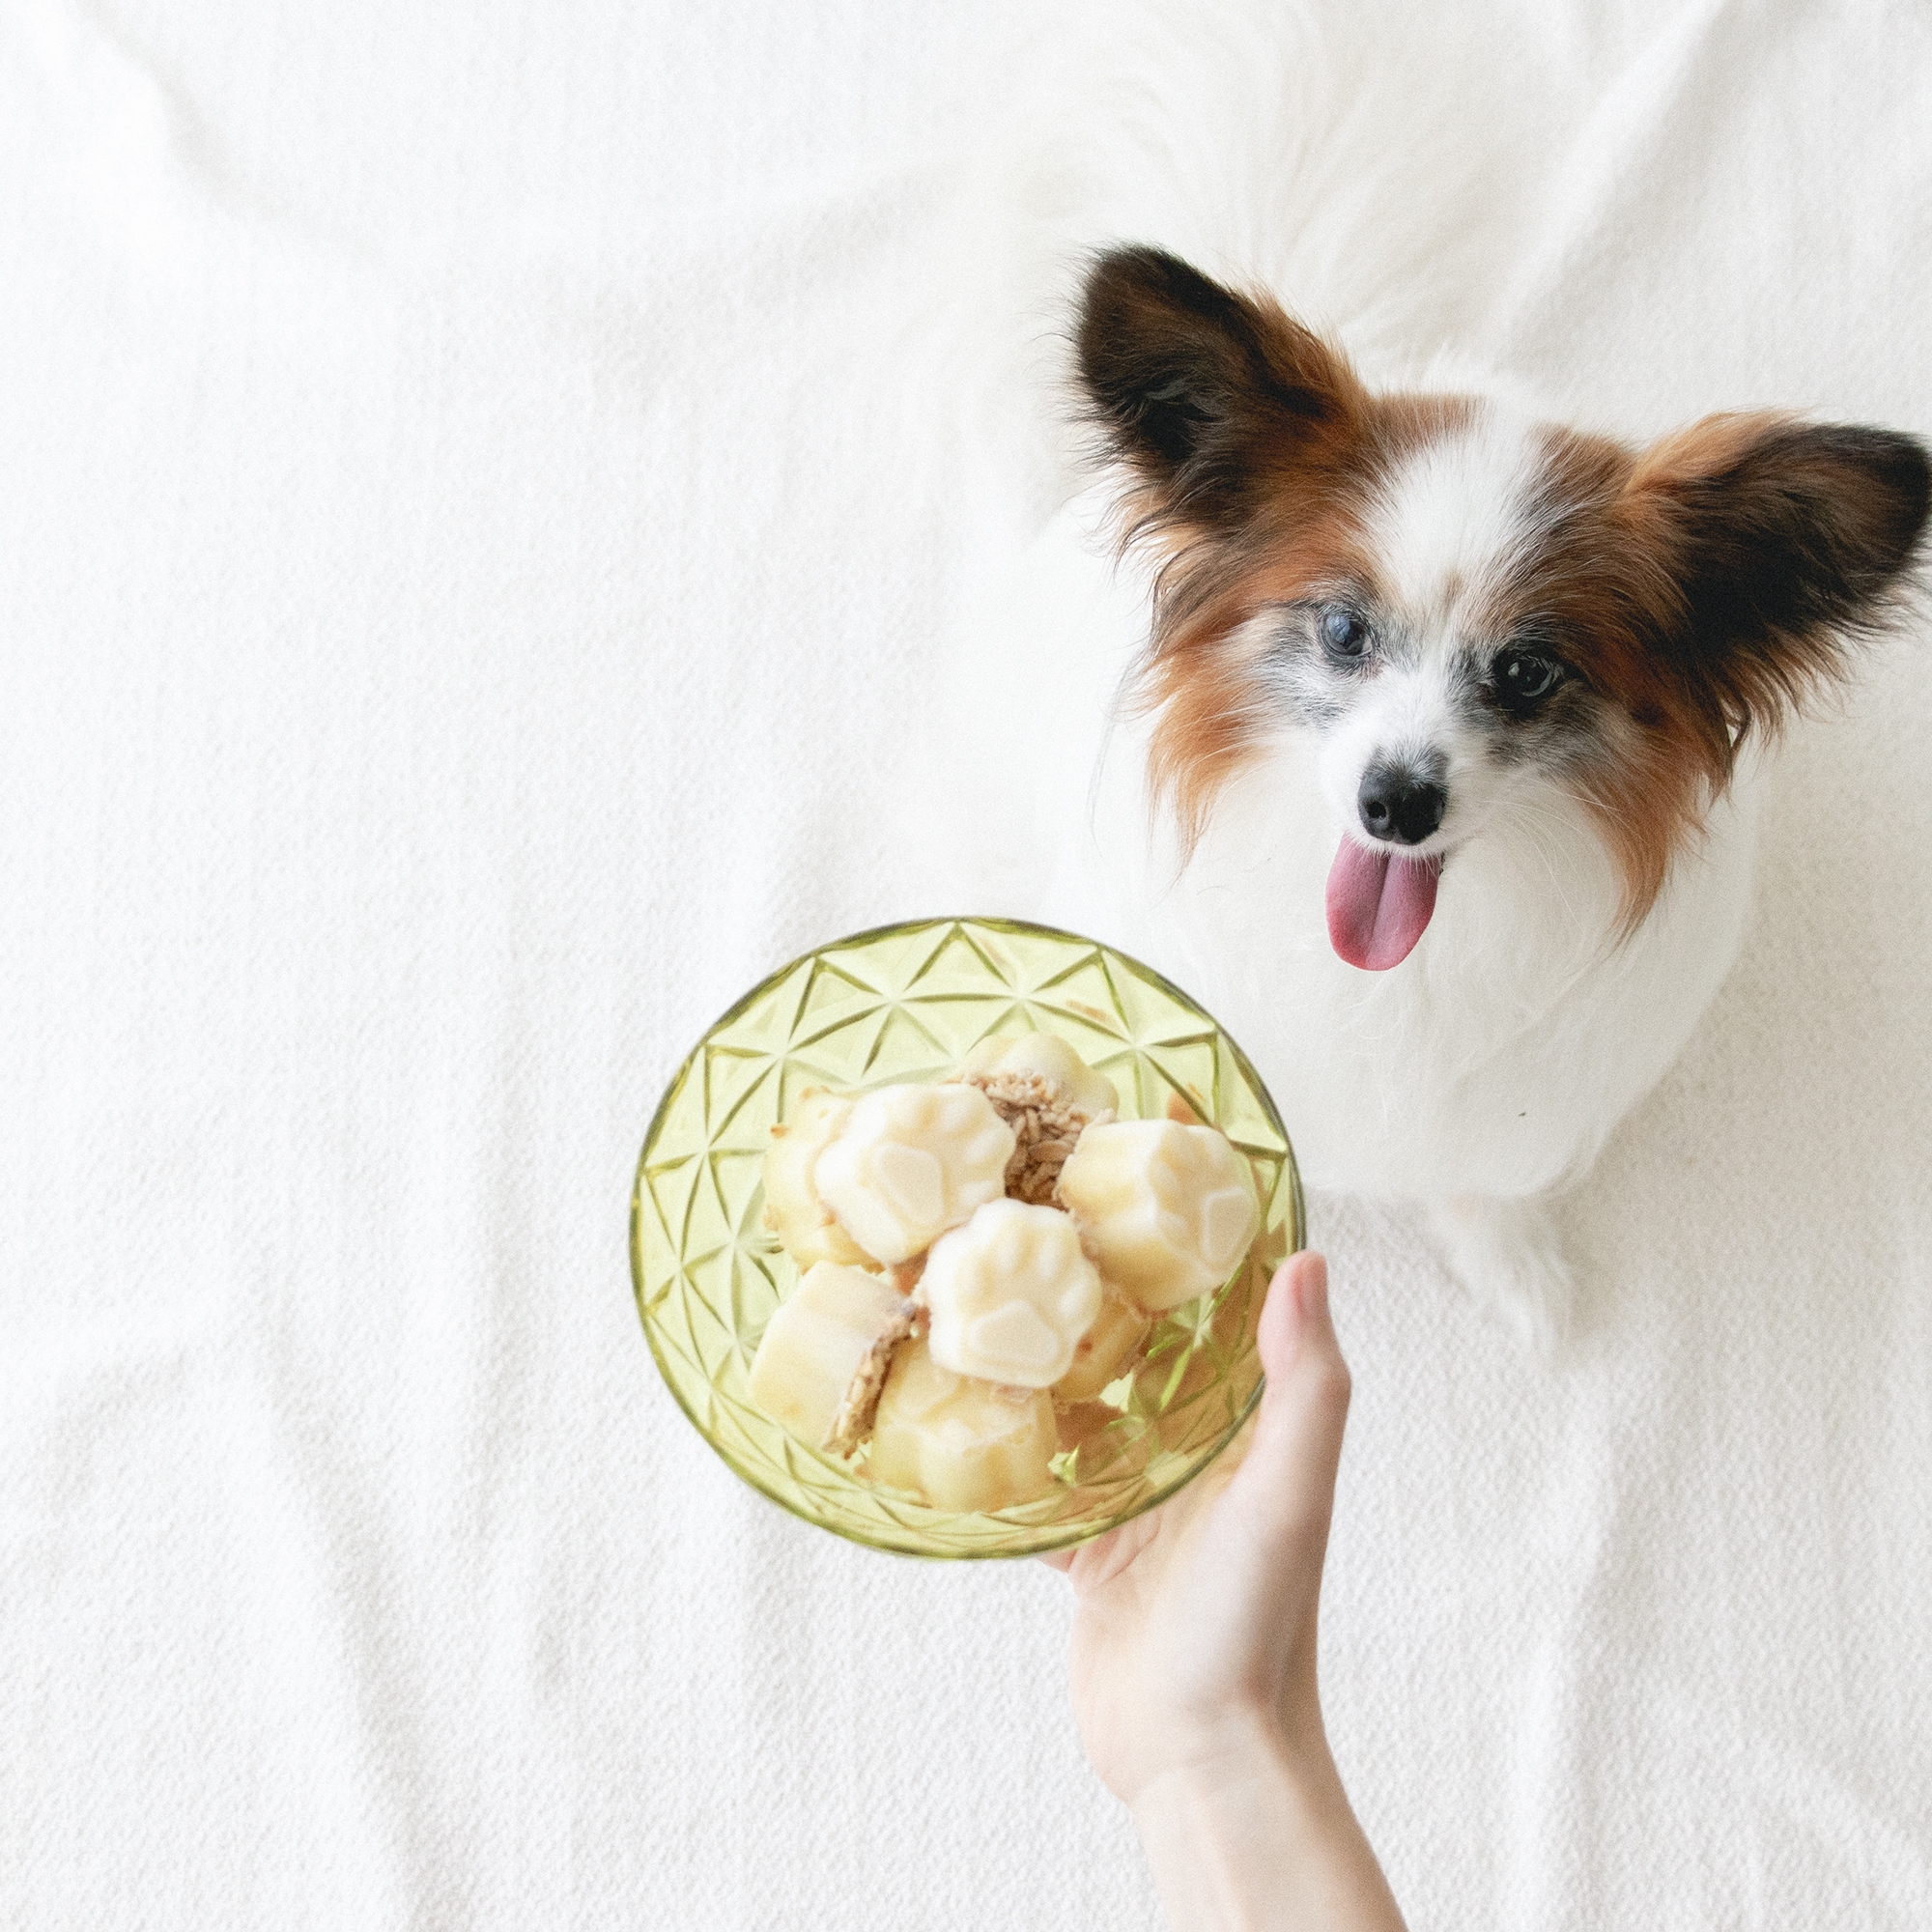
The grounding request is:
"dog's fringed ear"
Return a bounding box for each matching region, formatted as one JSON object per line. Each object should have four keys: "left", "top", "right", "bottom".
{"left": 1076, "top": 246, "right": 1359, "bottom": 538}
{"left": 1624, "top": 416, "right": 1930, "bottom": 759}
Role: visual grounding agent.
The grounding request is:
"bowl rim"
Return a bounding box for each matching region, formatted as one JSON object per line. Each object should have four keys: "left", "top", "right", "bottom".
{"left": 630, "top": 912, "right": 1305, "bottom": 1559}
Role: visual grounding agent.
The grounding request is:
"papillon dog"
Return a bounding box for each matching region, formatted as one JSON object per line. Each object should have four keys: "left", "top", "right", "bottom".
{"left": 999, "top": 244, "right": 1928, "bottom": 1345}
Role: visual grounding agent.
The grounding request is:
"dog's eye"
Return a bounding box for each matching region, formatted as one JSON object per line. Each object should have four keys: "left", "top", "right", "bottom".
{"left": 1493, "top": 648, "right": 1566, "bottom": 710}
{"left": 1320, "top": 607, "right": 1369, "bottom": 659}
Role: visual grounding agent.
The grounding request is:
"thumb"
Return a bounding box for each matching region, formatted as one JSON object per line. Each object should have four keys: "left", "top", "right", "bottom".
{"left": 1221, "top": 1252, "right": 1351, "bottom": 1552}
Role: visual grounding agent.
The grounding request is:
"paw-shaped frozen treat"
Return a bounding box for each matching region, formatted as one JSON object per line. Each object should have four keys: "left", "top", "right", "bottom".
{"left": 760, "top": 1089, "right": 872, "bottom": 1269}
{"left": 747, "top": 1262, "right": 910, "bottom": 1450}
{"left": 812, "top": 1082, "right": 1013, "bottom": 1264}
{"left": 923, "top": 1199, "right": 1103, "bottom": 1388}
{"left": 1056, "top": 1119, "right": 1259, "bottom": 1312}
{"left": 867, "top": 1337, "right": 1059, "bottom": 1513}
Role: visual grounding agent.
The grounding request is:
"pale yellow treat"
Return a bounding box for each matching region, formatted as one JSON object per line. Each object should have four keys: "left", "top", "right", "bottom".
{"left": 958, "top": 1032, "right": 1120, "bottom": 1120}
{"left": 747, "top": 1262, "right": 908, "bottom": 1450}
{"left": 1052, "top": 1287, "right": 1152, "bottom": 1404}
{"left": 923, "top": 1199, "right": 1102, "bottom": 1388}
{"left": 868, "top": 1338, "right": 1059, "bottom": 1513}
{"left": 1057, "top": 1118, "right": 1260, "bottom": 1312}
{"left": 760, "top": 1089, "right": 870, "bottom": 1269}
{"left": 823, "top": 1294, "right": 925, "bottom": 1458}
{"left": 955, "top": 1034, "right": 1116, "bottom": 1206}
{"left": 813, "top": 1082, "right": 1013, "bottom": 1264}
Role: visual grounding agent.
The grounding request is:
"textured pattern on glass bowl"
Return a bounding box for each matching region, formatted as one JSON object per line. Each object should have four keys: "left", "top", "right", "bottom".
{"left": 631, "top": 917, "right": 1304, "bottom": 1559}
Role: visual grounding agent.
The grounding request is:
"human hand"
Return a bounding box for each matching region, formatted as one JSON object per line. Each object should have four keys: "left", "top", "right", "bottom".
{"left": 1046, "top": 1252, "right": 1406, "bottom": 1930}
{"left": 1044, "top": 1250, "right": 1350, "bottom": 1801}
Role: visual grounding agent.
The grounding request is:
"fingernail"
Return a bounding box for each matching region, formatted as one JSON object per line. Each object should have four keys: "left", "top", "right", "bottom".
{"left": 1298, "top": 1252, "right": 1329, "bottom": 1323}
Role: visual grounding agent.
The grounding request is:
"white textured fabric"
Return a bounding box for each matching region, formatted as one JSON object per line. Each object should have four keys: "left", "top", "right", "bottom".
{"left": 4, "top": 4, "right": 1929, "bottom": 1929}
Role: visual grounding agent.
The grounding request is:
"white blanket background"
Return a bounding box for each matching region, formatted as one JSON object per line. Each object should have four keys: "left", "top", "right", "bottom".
{"left": 4, "top": 3, "right": 1930, "bottom": 1927}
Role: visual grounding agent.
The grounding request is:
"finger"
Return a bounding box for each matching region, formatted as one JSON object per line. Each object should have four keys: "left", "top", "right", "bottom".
{"left": 1266, "top": 1251, "right": 1349, "bottom": 1433}
{"left": 1256, "top": 1250, "right": 1337, "bottom": 1382}
{"left": 1226, "top": 1252, "right": 1350, "bottom": 1547}
{"left": 1037, "top": 1549, "right": 1076, "bottom": 1574}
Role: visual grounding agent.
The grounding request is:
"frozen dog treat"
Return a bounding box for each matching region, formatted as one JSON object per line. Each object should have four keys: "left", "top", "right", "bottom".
{"left": 813, "top": 1082, "right": 1014, "bottom": 1264}
{"left": 1057, "top": 1119, "right": 1259, "bottom": 1312}
{"left": 923, "top": 1199, "right": 1103, "bottom": 1389}
{"left": 760, "top": 1089, "right": 871, "bottom": 1269}
{"left": 867, "top": 1337, "right": 1059, "bottom": 1513}
{"left": 959, "top": 1032, "right": 1120, "bottom": 1120}
{"left": 747, "top": 1262, "right": 910, "bottom": 1450}
{"left": 823, "top": 1293, "right": 926, "bottom": 1459}
{"left": 955, "top": 1033, "right": 1118, "bottom": 1206}
{"left": 1052, "top": 1287, "right": 1152, "bottom": 1404}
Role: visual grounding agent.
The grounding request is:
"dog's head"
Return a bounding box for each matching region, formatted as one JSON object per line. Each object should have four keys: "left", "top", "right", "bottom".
{"left": 1076, "top": 246, "right": 1930, "bottom": 968}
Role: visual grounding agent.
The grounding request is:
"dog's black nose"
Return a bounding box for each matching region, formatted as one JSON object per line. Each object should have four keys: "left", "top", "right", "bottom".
{"left": 1358, "top": 765, "right": 1446, "bottom": 845}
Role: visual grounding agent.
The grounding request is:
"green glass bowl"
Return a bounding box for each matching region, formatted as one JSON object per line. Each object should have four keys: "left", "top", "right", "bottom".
{"left": 631, "top": 916, "right": 1303, "bottom": 1559}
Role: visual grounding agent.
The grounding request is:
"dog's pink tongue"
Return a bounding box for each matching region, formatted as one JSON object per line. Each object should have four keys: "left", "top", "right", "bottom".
{"left": 1325, "top": 839, "right": 1441, "bottom": 971}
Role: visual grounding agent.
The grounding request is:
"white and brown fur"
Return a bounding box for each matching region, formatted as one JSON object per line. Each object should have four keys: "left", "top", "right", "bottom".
{"left": 1020, "top": 247, "right": 1929, "bottom": 1344}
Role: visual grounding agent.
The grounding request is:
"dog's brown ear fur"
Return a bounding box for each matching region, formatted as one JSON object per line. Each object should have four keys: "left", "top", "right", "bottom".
{"left": 1618, "top": 416, "right": 1929, "bottom": 768}
{"left": 1075, "top": 248, "right": 1378, "bottom": 849}
{"left": 1076, "top": 246, "right": 1364, "bottom": 542}
{"left": 1549, "top": 415, "right": 1929, "bottom": 936}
